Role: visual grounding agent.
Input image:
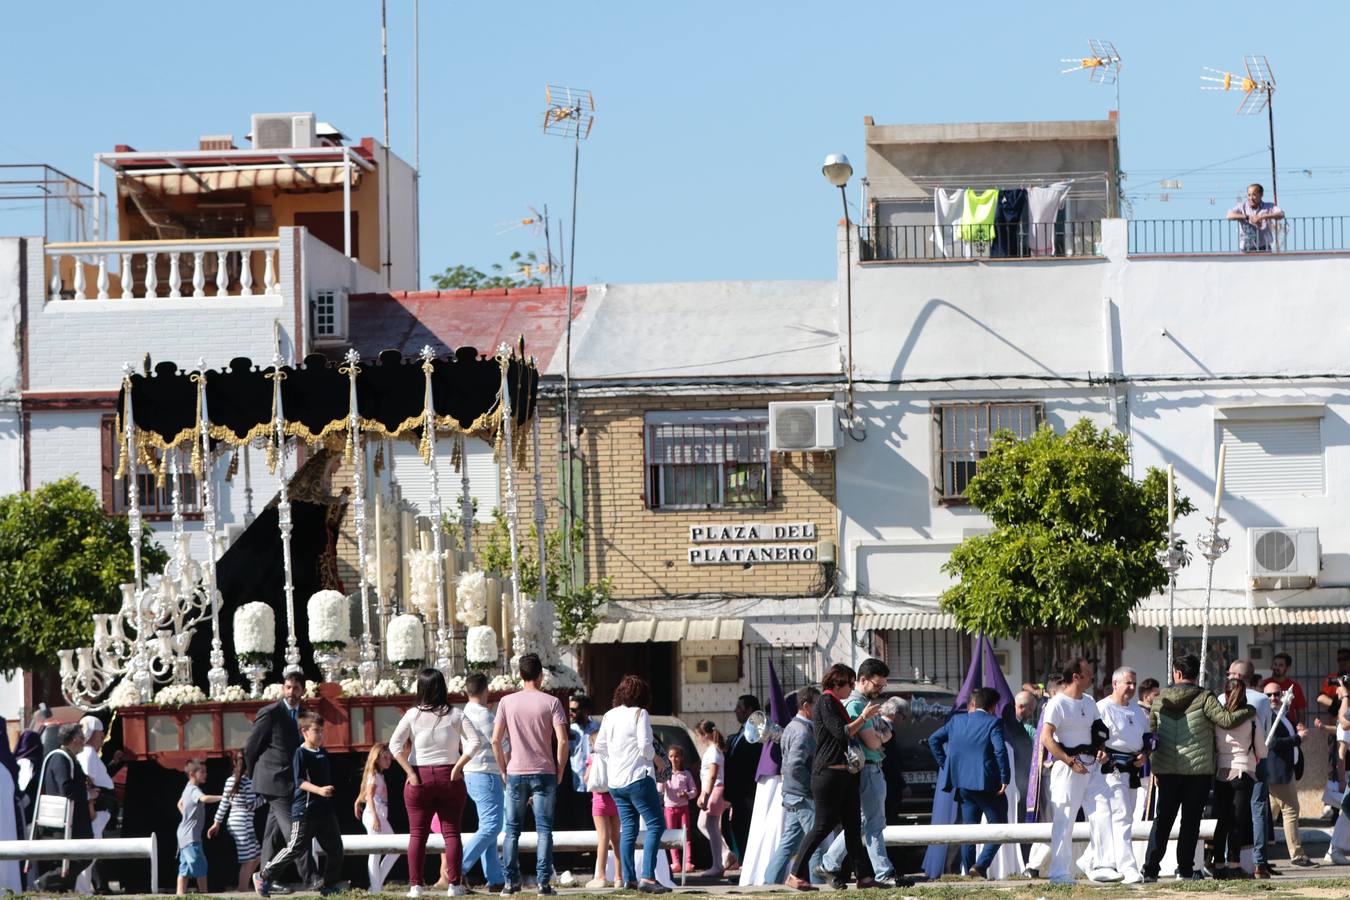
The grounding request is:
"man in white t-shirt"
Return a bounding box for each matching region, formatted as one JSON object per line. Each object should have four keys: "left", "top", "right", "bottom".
{"left": 1084, "top": 667, "right": 1147, "bottom": 884}
{"left": 1039, "top": 657, "right": 1108, "bottom": 885}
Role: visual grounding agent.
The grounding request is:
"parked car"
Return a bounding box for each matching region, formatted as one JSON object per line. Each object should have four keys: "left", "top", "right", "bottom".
{"left": 878, "top": 680, "right": 958, "bottom": 873}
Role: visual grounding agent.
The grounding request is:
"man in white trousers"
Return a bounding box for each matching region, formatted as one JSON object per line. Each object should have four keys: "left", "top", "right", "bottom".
{"left": 1039, "top": 657, "right": 1108, "bottom": 886}
{"left": 1084, "top": 667, "right": 1147, "bottom": 884}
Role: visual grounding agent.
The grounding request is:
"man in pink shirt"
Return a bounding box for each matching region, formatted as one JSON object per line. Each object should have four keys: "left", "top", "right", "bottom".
{"left": 492, "top": 653, "right": 569, "bottom": 895}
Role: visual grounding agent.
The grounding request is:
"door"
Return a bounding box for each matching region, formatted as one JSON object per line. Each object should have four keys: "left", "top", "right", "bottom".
{"left": 294, "top": 211, "right": 359, "bottom": 258}
{"left": 583, "top": 641, "right": 678, "bottom": 715}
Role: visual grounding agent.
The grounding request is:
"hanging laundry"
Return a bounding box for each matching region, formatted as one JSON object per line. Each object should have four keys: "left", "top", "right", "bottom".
{"left": 991, "top": 188, "right": 1028, "bottom": 258}
{"left": 1027, "top": 182, "right": 1071, "bottom": 257}
{"left": 933, "top": 188, "right": 965, "bottom": 258}
{"left": 959, "top": 188, "right": 999, "bottom": 245}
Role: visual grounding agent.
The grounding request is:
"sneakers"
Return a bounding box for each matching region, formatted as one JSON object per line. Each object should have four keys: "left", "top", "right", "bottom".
{"left": 500, "top": 884, "right": 521, "bottom": 897}
{"left": 1087, "top": 868, "right": 1122, "bottom": 883}
{"left": 1141, "top": 875, "right": 1158, "bottom": 884}
{"left": 1121, "top": 871, "right": 1143, "bottom": 885}
{"left": 408, "top": 887, "right": 424, "bottom": 898}
{"left": 1329, "top": 848, "right": 1350, "bottom": 865}
{"left": 1292, "top": 856, "right": 1319, "bottom": 868}
{"left": 537, "top": 886, "right": 557, "bottom": 896}
{"left": 252, "top": 873, "right": 271, "bottom": 898}
{"left": 584, "top": 879, "right": 609, "bottom": 889}
{"left": 813, "top": 866, "right": 846, "bottom": 891}
{"left": 638, "top": 884, "right": 671, "bottom": 894}
{"left": 448, "top": 886, "right": 471, "bottom": 897}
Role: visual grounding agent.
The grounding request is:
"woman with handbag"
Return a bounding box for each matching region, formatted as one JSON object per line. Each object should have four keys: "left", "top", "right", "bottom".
{"left": 1213, "top": 678, "right": 1267, "bottom": 879}
{"left": 593, "top": 675, "right": 670, "bottom": 894}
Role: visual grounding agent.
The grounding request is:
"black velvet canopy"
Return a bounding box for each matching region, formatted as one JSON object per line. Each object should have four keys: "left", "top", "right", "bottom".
{"left": 117, "top": 346, "right": 538, "bottom": 452}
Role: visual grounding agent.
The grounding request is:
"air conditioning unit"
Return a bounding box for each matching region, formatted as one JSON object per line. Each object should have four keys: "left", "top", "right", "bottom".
{"left": 251, "top": 112, "right": 317, "bottom": 150}
{"left": 1249, "top": 527, "right": 1320, "bottom": 583}
{"left": 768, "top": 401, "right": 840, "bottom": 452}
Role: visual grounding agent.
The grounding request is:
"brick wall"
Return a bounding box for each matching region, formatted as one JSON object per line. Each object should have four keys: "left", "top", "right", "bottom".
{"left": 515, "top": 391, "right": 838, "bottom": 600}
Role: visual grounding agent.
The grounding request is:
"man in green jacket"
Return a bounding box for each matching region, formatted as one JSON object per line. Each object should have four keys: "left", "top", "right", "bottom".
{"left": 1141, "top": 654, "right": 1254, "bottom": 882}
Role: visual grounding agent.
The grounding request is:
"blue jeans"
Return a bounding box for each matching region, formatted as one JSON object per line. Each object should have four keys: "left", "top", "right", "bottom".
{"left": 504, "top": 773, "right": 557, "bottom": 887}
{"left": 609, "top": 777, "right": 666, "bottom": 884}
{"left": 764, "top": 794, "right": 826, "bottom": 884}
{"left": 822, "top": 763, "right": 893, "bottom": 879}
{"left": 957, "top": 788, "right": 1006, "bottom": 872}
{"left": 463, "top": 772, "right": 505, "bottom": 884}
{"left": 1251, "top": 761, "right": 1269, "bottom": 866}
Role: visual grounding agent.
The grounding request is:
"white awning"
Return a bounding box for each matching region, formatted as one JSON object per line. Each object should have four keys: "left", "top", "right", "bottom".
{"left": 855, "top": 611, "right": 956, "bottom": 630}
{"left": 122, "top": 164, "right": 361, "bottom": 195}
{"left": 1131, "top": 607, "right": 1350, "bottom": 628}
{"left": 588, "top": 617, "right": 743, "bottom": 644}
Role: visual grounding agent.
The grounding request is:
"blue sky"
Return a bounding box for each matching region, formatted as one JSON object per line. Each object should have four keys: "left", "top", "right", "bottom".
{"left": 4, "top": 3, "right": 1349, "bottom": 285}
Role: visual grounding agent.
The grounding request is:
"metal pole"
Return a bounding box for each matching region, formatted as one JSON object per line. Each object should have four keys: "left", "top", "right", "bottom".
{"left": 1267, "top": 92, "right": 1278, "bottom": 206}
{"left": 343, "top": 152, "right": 352, "bottom": 258}
{"left": 498, "top": 348, "right": 524, "bottom": 659}
{"left": 562, "top": 129, "right": 581, "bottom": 592}
{"left": 380, "top": 0, "right": 393, "bottom": 287}
{"left": 195, "top": 364, "right": 227, "bottom": 698}
{"left": 420, "top": 346, "right": 451, "bottom": 674}
{"left": 413, "top": 0, "right": 421, "bottom": 286}
{"left": 839, "top": 185, "right": 854, "bottom": 423}
{"left": 270, "top": 353, "right": 301, "bottom": 670}
{"left": 343, "top": 351, "right": 378, "bottom": 687}
{"left": 533, "top": 408, "right": 548, "bottom": 613}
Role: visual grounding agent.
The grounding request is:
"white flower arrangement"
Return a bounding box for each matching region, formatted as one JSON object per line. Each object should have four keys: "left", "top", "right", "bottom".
{"left": 217, "top": 685, "right": 249, "bottom": 703}
{"left": 406, "top": 550, "right": 440, "bottom": 622}
{"left": 339, "top": 677, "right": 363, "bottom": 696}
{"left": 107, "top": 679, "right": 142, "bottom": 710}
{"left": 456, "top": 570, "right": 489, "bottom": 626}
{"left": 307, "top": 590, "right": 351, "bottom": 649}
{"left": 446, "top": 675, "right": 467, "bottom": 695}
{"left": 370, "top": 679, "right": 401, "bottom": 697}
{"left": 305, "top": 679, "right": 320, "bottom": 699}
{"left": 489, "top": 673, "right": 522, "bottom": 692}
{"left": 386, "top": 614, "right": 426, "bottom": 666}
{"left": 233, "top": 602, "right": 275, "bottom": 663}
{"left": 154, "top": 684, "right": 207, "bottom": 708}
{"left": 466, "top": 625, "right": 499, "bottom": 666}
{"left": 260, "top": 683, "right": 283, "bottom": 701}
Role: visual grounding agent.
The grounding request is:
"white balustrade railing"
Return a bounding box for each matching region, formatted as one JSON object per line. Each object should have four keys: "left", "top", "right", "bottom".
{"left": 45, "top": 238, "right": 280, "bottom": 301}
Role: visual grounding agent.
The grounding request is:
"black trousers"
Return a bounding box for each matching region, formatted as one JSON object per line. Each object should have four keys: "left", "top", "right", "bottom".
{"left": 262, "top": 810, "right": 343, "bottom": 887}
{"left": 1144, "top": 774, "right": 1211, "bottom": 877}
{"left": 260, "top": 793, "right": 314, "bottom": 884}
{"left": 792, "top": 769, "right": 873, "bottom": 882}
{"left": 1212, "top": 775, "right": 1255, "bottom": 863}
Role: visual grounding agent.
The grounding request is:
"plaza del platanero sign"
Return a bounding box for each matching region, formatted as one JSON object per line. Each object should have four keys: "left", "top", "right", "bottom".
{"left": 687, "top": 522, "right": 818, "bottom": 565}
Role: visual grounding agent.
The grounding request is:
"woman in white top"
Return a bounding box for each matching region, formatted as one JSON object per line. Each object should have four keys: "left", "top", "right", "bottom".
{"left": 1213, "top": 678, "right": 1267, "bottom": 878}
{"left": 694, "top": 720, "right": 728, "bottom": 878}
{"left": 594, "top": 675, "right": 670, "bottom": 894}
{"left": 391, "top": 668, "right": 469, "bottom": 897}
{"left": 451, "top": 671, "right": 506, "bottom": 889}
{"left": 355, "top": 743, "right": 398, "bottom": 892}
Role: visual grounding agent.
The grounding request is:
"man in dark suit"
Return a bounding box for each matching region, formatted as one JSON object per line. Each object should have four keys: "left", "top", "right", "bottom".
{"left": 928, "top": 687, "right": 1010, "bottom": 879}
{"left": 245, "top": 668, "right": 311, "bottom": 888}
{"left": 722, "top": 693, "right": 761, "bottom": 868}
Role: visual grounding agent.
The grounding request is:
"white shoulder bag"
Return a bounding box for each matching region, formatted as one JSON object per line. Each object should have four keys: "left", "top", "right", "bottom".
{"left": 586, "top": 717, "right": 611, "bottom": 793}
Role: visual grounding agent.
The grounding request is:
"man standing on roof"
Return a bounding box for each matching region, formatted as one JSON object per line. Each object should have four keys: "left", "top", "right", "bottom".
{"left": 1226, "top": 183, "right": 1284, "bottom": 252}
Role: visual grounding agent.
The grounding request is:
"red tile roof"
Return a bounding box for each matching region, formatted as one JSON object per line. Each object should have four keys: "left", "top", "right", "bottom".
{"left": 340, "top": 286, "right": 586, "bottom": 369}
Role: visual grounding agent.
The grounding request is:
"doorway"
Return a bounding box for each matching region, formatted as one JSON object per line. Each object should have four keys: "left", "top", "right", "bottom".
{"left": 584, "top": 642, "right": 678, "bottom": 715}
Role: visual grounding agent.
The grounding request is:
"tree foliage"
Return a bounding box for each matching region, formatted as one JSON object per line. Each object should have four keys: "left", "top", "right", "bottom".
{"left": 0, "top": 478, "right": 168, "bottom": 673}
{"left": 939, "top": 419, "right": 1195, "bottom": 639}
{"left": 431, "top": 251, "right": 544, "bottom": 291}
{"left": 480, "top": 509, "right": 610, "bottom": 646}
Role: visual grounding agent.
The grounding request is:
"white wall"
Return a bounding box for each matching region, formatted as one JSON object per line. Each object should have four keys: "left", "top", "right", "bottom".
{"left": 388, "top": 437, "right": 499, "bottom": 523}
{"left": 376, "top": 145, "right": 419, "bottom": 292}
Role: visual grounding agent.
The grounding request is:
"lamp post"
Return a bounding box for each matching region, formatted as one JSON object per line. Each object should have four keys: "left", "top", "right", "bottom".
{"left": 822, "top": 154, "right": 858, "bottom": 431}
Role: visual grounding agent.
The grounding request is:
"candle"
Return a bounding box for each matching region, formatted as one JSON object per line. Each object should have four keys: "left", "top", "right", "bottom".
{"left": 1166, "top": 463, "right": 1175, "bottom": 530}
{"left": 1214, "top": 444, "right": 1227, "bottom": 517}
{"left": 375, "top": 497, "right": 385, "bottom": 601}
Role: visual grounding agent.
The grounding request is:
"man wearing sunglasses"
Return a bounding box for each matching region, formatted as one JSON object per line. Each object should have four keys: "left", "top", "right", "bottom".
{"left": 1262, "top": 680, "right": 1315, "bottom": 874}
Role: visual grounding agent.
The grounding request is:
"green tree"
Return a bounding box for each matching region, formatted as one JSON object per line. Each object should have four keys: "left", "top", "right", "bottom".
{"left": 939, "top": 419, "right": 1194, "bottom": 638}
{"left": 431, "top": 251, "right": 544, "bottom": 291}
{"left": 479, "top": 509, "right": 610, "bottom": 646}
{"left": 0, "top": 478, "right": 168, "bottom": 673}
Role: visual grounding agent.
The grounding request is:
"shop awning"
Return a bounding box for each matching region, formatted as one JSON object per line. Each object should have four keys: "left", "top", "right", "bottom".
{"left": 855, "top": 611, "right": 956, "bottom": 630}
{"left": 121, "top": 163, "right": 361, "bottom": 195}
{"left": 588, "top": 617, "right": 744, "bottom": 644}
{"left": 1131, "top": 607, "right": 1350, "bottom": 628}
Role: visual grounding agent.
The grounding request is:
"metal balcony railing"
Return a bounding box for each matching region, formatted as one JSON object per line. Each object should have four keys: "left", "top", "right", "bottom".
{"left": 858, "top": 221, "right": 1103, "bottom": 262}
{"left": 1128, "top": 216, "right": 1350, "bottom": 255}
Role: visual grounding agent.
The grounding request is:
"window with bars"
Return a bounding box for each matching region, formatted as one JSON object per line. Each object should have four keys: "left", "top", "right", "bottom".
{"left": 884, "top": 629, "right": 970, "bottom": 689}
{"left": 750, "top": 643, "right": 816, "bottom": 700}
{"left": 933, "top": 401, "right": 1043, "bottom": 501}
{"left": 100, "top": 416, "right": 202, "bottom": 518}
{"left": 645, "top": 412, "right": 770, "bottom": 510}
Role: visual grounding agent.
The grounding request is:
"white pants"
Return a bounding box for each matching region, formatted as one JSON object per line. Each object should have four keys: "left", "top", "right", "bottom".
{"left": 362, "top": 807, "right": 397, "bottom": 892}
{"left": 75, "top": 810, "right": 111, "bottom": 893}
{"left": 1048, "top": 761, "right": 1107, "bottom": 881}
{"left": 1086, "top": 771, "right": 1138, "bottom": 877}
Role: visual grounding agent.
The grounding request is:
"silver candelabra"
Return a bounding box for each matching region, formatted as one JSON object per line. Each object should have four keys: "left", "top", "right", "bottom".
{"left": 1196, "top": 514, "right": 1231, "bottom": 689}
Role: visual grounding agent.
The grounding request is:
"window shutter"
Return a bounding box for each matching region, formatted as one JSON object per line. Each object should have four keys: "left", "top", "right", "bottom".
{"left": 1219, "top": 419, "right": 1324, "bottom": 496}
{"left": 100, "top": 414, "right": 117, "bottom": 514}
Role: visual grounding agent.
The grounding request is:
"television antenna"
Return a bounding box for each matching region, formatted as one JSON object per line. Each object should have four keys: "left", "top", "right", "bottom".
{"left": 542, "top": 85, "right": 595, "bottom": 595}
{"left": 1201, "top": 55, "right": 1278, "bottom": 203}
{"left": 1062, "top": 39, "right": 1123, "bottom": 214}
{"left": 493, "top": 206, "right": 562, "bottom": 286}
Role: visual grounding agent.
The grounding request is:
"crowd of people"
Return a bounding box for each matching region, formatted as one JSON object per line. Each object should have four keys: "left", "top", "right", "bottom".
{"left": 12, "top": 644, "right": 1350, "bottom": 893}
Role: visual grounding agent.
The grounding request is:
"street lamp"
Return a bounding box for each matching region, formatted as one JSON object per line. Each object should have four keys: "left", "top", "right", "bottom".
{"left": 822, "top": 154, "right": 859, "bottom": 436}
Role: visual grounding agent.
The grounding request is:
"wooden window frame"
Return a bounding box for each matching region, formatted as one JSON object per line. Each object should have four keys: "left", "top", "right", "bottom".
{"left": 100, "top": 414, "right": 203, "bottom": 521}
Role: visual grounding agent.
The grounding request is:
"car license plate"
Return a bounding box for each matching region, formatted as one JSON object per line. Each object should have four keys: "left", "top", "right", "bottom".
{"left": 907, "top": 770, "right": 938, "bottom": 784}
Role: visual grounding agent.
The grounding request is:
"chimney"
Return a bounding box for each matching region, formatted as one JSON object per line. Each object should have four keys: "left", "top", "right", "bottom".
{"left": 199, "top": 135, "right": 236, "bottom": 151}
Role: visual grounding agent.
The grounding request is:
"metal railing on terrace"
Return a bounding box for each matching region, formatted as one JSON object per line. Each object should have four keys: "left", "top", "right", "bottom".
{"left": 1128, "top": 216, "right": 1350, "bottom": 255}
{"left": 858, "top": 221, "right": 1103, "bottom": 262}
